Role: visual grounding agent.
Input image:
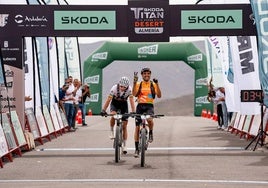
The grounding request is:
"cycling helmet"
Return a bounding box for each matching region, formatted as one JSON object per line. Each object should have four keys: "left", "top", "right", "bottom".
{"left": 119, "top": 76, "right": 130, "bottom": 88}
{"left": 141, "top": 67, "right": 151, "bottom": 74}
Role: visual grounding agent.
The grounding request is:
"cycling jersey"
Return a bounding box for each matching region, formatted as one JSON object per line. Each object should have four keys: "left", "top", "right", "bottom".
{"left": 135, "top": 81, "right": 157, "bottom": 104}
{"left": 109, "top": 84, "right": 133, "bottom": 100}
{"left": 108, "top": 84, "right": 133, "bottom": 121}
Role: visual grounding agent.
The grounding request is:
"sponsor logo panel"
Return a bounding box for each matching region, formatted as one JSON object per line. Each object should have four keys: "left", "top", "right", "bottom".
{"left": 84, "top": 75, "right": 100, "bottom": 84}
{"left": 54, "top": 11, "right": 116, "bottom": 30}
{"left": 92, "top": 52, "right": 108, "bottom": 61}
{"left": 181, "top": 10, "right": 242, "bottom": 29}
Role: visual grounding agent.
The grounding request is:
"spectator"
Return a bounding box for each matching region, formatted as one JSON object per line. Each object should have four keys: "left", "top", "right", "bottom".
{"left": 79, "top": 83, "right": 90, "bottom": 126}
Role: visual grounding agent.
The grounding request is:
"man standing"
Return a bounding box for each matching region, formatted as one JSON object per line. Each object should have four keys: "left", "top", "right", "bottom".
{"left": 71, "top": 78, "right": 81, "bottom": 129}
{"left": 64, "top": 76, "right": 75, "bottom": 131}
{"left": 132, "top": 67, "right": 162, "bottom": 157}
{"left": 79, "top": 83, "right": 90, "bottom": 126}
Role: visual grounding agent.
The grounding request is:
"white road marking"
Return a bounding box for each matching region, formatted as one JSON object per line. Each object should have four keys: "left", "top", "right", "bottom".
{"left": 0, "top": 179, "right": 267, "bottom": 185}
{"left": 36, "top": 146, "right": 245, "bottom": 152}
{"left": 4, "top": 147, "right": 265, "bottom": 185}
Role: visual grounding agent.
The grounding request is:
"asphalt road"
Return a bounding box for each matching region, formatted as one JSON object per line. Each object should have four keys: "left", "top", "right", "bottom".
{"left": 0, "top": 116, "right": 267, "bottom": 188}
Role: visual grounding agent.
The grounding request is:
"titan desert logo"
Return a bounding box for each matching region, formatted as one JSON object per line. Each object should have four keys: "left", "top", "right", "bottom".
{"left": 54, "top": 10, "right": 116, "bottom": 30}
{"left": 130, "top": 7, "right": 165, "bottom": 34}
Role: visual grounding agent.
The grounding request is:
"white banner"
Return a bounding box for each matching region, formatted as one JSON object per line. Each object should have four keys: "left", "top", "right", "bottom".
{"left": 33, "top": 41, "right": 41, "bottom": 107}
{"left": 221, "top": 37, "right": 236, "bottom": 112}
{"left": 24, "top": 37, "right": 34, "bottom": 109}
{"left": 48, "top": 37, "right": 59, "bottom": 107}
{"left": 55, "top": 37, "right": 66, "bottom": 86}
{"left": 65, "top": 37, "right": 81, "bottom": 81}
{"left": 207, "top": 37, "right": 224, "bottom": 87}
{"left": 230, "top": 36, "right": 261, "bottom": 115}
{"left": 206, "top": 36, "right": 236, "bottom": 112}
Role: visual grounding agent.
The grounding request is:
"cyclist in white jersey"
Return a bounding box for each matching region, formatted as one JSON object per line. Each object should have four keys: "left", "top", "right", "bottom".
{"left": 101, "top": 77, "right": 135, "bottom": 154}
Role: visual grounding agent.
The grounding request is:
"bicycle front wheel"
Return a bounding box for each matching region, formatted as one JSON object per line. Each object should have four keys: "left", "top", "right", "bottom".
{"left": 114, "top": 126, "right": 120, "bottom": 163}
{"left": 140, "top": 128, "right": 147, "bottom": 167}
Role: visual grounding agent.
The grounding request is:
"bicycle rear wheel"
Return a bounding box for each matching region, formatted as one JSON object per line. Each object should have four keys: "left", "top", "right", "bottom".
{"left": 114, "top": 126, "right": 120, "bottom": 163}
{"left": 140, "top": 128, "right": 146, "bottom": 167}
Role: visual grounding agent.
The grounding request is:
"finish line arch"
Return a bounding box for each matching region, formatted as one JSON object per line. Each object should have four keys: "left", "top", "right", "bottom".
{"left": 84, "top": 41, "right": 212, "bottom": 116}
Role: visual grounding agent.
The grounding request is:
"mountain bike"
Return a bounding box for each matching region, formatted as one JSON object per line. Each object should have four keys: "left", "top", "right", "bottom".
{"left": 135, "top": 113, "right": 164, "bottom": 167}
{"left": 103, "top": 112, "right": 133, "bottom": 163}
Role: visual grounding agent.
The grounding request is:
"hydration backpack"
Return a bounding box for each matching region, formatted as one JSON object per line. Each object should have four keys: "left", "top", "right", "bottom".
{"left": 114, "top": 84, "right": 129, "bottom": 101}
{"left": 135, "top": 81, "right": 156, "bottom": 99}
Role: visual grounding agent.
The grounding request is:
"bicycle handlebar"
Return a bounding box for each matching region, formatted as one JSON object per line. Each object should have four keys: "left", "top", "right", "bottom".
{"left": 126, "top": 113, "right": 164, "bottom": 119}
{"left": 101, "top": 113, "right": 136, "bottom": 119}
{"left": 101, "top": 113, "right": 164, "bottom": 119}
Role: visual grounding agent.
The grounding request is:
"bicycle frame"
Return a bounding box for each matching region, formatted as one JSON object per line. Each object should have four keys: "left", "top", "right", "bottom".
{"left": 139, "top": 114, "right": 150, "bottom": 167}
{"left": 103, "top": 112, "right": 133, "bottom": 163}
{"left": 113, "top": 114, "right": 123, "bottom": 163}
{"left": 135, "top": 114, "right": 164, "bottom": 167}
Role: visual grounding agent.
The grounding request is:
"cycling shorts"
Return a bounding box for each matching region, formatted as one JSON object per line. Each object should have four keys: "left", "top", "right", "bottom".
{"left": 110, "top": 99, "right": 129, "bottom": 121}
{"left": 135, "top": 103, "right": 154, "bottom": 126}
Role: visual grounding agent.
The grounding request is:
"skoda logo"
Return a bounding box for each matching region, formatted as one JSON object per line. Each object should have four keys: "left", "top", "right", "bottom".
{"left": 15, "top": 15, "right": 23, "bottom": 23}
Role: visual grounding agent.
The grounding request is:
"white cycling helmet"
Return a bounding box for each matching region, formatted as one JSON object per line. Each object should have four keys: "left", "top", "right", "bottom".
{"left": 119, "top": 76, "right": 130, "bottom": 88}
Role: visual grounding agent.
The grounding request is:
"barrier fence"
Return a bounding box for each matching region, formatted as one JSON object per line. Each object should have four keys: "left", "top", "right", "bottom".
{"left": 2, "top": 106, "right": 267, "bottom": 168}
{"left": 0, "top": 103, "right": 70, "bottom": 168}
{"left": 201, "top": 108, "right": 268, "bottom": 145}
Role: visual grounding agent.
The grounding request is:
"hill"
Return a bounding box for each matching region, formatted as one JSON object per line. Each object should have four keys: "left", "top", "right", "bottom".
{"left": 154, "top": 94, "right": 194, "bottom": 116}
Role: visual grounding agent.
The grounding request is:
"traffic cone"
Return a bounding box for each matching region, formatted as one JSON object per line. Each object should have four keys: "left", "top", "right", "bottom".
{"left": 76, "top": 109, "right": 82, "bottom": 124}
{"left": 201, "top": 109, "right": 207, "bottom": 118}
{"left": 78, "top": 116, "right": 82, "bottom": 124}
{"left": 87, "top": 109, "right": 92, "bottom": 116}
{"left": 206, "top": 110, "right": 211, "bottom": 119}
{"left": 212, "top": 112, "right": 218, "bottom": 121}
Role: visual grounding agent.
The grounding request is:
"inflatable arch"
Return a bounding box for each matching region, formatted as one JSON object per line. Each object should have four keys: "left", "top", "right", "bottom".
{"left": 83, "top": 41, "right": 213, "bottom": 116}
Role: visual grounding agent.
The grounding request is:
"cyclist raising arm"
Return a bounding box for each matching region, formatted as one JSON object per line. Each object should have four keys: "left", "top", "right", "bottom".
{"left": 101, "top": 76, "right": 135, "bottom": 154}
{"left": 132, "top": 67, "right": 162, "bottom": 157}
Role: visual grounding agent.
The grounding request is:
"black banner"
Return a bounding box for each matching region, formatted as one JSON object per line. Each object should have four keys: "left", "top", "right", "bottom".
{"left": 0, "top": 4, "right": 257, "bottom": 40}
{"left": 0, "top": 5, "right": 127, "bottom": 37}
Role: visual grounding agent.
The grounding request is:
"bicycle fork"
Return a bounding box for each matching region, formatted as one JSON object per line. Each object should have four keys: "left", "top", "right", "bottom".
{"left": 139, "top": 127, "right": 149, "bottom": 150}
